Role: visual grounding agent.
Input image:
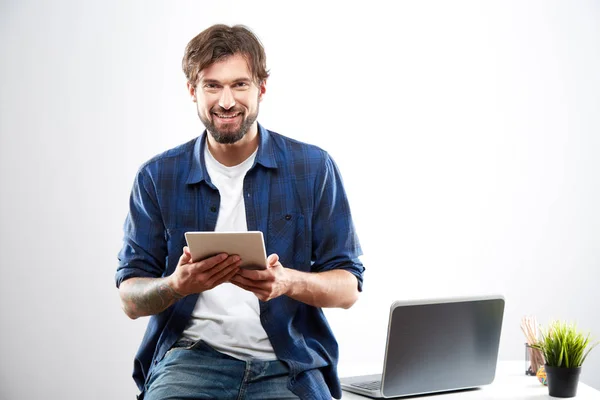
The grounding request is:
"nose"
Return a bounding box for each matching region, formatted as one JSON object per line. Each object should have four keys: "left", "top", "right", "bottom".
{"left": 218, "top": 86, "right": 236, "bottom": 110}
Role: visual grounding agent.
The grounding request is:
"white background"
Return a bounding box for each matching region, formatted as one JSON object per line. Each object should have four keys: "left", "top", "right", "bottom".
{"left": 1, "top": 1, "right": 599, "bottom": 399}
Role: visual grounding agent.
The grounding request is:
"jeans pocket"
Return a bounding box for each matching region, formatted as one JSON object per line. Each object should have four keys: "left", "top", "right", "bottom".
{"left": 163, "top": 338, "right": 199, "bottom": 359}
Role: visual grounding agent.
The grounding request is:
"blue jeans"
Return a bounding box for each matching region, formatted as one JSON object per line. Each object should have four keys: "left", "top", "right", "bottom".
{"left": 144, "top": 340, "right": 300, "bottom": 400}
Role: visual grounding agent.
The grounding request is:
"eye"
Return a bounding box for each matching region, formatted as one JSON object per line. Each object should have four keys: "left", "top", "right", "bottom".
{"left": 234, "top": 82, "right": 250, "bottom": 88}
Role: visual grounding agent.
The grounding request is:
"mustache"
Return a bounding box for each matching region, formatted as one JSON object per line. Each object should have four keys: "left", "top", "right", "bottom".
{"left": 210, "top": 106, "right": 244, "bottom": 114}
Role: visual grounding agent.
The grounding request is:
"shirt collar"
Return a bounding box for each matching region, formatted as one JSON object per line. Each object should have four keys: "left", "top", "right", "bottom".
{"left": 186, "top": 122, "right": 278, "bottom": 185}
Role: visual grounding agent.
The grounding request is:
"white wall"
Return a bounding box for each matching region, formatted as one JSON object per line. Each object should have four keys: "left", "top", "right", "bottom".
{"left": 1, "top": 1, "right": 599, "bottom": 398}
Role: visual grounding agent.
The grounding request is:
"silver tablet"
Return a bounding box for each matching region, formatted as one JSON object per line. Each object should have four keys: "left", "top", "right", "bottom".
{"left": 184, "top": 231, "right": 268, "bottom": 270}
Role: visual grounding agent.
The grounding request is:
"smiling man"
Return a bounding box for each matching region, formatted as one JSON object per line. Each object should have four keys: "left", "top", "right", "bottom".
{"left": 116, "top": 24, "right": 364, "bottom": 400}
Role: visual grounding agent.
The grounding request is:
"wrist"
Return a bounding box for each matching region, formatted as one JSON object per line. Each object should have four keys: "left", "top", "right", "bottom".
{"left": 284, "top": 268, "right": 305, "bottom": 298}
{"left": 165, "top": 275, "right": 185, "bottom": 298}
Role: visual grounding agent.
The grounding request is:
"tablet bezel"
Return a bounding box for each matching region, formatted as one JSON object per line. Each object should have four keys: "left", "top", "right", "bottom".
{"left": 184, "top": 231, "right": 268, "bottom": 270}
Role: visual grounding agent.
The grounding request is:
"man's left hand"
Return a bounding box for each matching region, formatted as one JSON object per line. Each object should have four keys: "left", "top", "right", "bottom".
{"left": 230, "top": 253, "right": 293, "bottom": 301}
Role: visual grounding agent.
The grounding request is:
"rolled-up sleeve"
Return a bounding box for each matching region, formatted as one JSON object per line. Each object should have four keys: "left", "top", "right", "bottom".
{"left": 115, "top": 166, "right": 167, "bottom": 287}
{"left": 310, "top": 153, "right": 364, "bottom": 291}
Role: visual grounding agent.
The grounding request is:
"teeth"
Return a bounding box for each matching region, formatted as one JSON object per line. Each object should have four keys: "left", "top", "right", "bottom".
{"left": 216, "top": 113, "right": 239, "bottom": 119}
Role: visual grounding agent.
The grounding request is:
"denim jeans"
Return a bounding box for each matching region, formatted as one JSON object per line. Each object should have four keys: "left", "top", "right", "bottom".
{"left": 144, "top": 340, "right": 300, "bottom": 400}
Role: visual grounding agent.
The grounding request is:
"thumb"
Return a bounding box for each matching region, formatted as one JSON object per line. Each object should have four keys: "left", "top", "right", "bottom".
{"left": 267, "top": 253, "right": 279, "bottom": 267}
{"left": 180, "top": 246, "right": 192, "bottom": 264}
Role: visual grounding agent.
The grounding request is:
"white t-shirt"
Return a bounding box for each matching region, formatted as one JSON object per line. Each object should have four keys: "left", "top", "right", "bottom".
{"left": 180, "top": 143, "right": 276, "bottom": 360}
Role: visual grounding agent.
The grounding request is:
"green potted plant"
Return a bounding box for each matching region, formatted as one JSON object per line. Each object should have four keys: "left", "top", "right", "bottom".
{"left": 532, "top": 320, "right": 598, "bottom": 398}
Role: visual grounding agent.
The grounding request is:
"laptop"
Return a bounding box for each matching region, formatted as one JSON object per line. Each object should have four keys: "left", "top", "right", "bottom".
{"left": 340, "top": 295, "right": 505, "bottom": 398}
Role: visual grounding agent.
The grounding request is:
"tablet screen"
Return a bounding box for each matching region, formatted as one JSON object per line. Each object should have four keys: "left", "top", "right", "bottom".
{"left": 184, "top": 231, "right": 267, "bottom": 270}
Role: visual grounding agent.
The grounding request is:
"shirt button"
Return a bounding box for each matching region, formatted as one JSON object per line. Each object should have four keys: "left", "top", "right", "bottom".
{"left": 210, "top": 206, "right": 217, "bottom": 212}
{"left": 285, "top": 214, "right": 292, "bottom": 221}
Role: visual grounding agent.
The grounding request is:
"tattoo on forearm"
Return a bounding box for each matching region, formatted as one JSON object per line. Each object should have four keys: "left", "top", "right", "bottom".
{"left": 124, "top": 279, "right": 183, "bottom": 317}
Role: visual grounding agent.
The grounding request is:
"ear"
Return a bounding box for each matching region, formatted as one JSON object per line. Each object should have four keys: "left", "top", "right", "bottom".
{"left": 258, "top": 79, "right": 267, "bottom": 102}
{"left": 187, "top": 82, "right": 197, "bottom": 102}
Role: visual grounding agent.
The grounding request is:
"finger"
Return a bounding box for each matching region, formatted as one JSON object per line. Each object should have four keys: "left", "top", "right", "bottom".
{"left": 195, "top": 253, "right": 229, "bottom": 271}
{"left": 230, "top": 279, "right": 270, "bottom": 300}
{"left": 231, "top": 274, "right": 266, "bottom": 291}
{"left": 230, "top": 279, "right": 266, "bottom": 295}
{"left": 236, "top": 268, "right": 265, "bottom": 280}
{"left": 267, "top": 253, "right": 279, "bottom": 266}
{"left": 206, "top": 258, "right": 240, "bottom": 282}
{"left": 230, "top": 280, "right": 253, "bottom": 292}
{"left": 255, "top": 292, "right": 271, "bottom": 302}
{"left": 249, "top": 287, "right": 271, "bottom": 301}
{"left": 231, "top": 274, "right": 249, "bottom": 286}
{"left": 206, "top": 255, "right": 240, "bottom": 274}
{"left": 213, "top": 262, "right": 242, "bottom": 286}
{"left": 220, "top": 268, "right": 242, "bottom": 286}
{"left": 179, "top": 247, "right": 192, "bottom": 264}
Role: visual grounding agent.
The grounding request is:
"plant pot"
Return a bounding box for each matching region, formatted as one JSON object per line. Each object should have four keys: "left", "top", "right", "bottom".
{"left": 545, "top": 364, "right": 581, "bottom": 398}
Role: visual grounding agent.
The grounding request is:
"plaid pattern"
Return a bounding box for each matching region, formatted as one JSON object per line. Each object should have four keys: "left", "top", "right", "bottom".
{"left": 116, "top": 123, "right": 364, "bottom": 399}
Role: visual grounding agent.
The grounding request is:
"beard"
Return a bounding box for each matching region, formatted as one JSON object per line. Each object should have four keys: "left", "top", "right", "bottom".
{"left": 198, "top": 103, "right": 259, "bottom": 145}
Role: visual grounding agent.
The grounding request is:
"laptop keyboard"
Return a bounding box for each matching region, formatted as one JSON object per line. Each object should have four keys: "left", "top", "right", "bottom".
{"left": 351, "top": 380, "right": 381, "bottom": 390}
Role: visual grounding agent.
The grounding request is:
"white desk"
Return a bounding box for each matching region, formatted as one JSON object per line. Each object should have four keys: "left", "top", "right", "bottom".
{"left": 339, "top": 361, "right": 600, "bottom": 399}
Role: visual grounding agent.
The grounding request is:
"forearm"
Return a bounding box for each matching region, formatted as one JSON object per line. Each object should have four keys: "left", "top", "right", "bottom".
{"left": 118, "top": 276, "right": 183, "bottom": 319}
{"left": 286, "top": 269, "right": 359, "bottom": 309}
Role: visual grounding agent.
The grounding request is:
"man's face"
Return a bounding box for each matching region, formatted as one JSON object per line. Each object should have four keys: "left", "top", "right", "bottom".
{"left": 189, "top": 53, "right": 266, "bottom": 144}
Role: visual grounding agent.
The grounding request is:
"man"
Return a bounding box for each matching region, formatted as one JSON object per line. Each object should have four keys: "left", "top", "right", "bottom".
{"left": 116, "top": 24, "right": 364, "bottom": 400}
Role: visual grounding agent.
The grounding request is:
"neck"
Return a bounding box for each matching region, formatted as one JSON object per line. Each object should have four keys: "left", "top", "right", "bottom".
{"left": 206, "top": 124, "right": 259, "bottom": 167}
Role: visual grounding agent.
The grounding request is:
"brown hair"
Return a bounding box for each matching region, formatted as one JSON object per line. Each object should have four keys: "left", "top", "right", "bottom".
{"left": 182, "top": 24, "right": 270, "bottom": 86}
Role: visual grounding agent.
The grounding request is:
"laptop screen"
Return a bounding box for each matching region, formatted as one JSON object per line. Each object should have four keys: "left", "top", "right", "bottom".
{"left": 381, "top": 296, "right": 505, "bottom": 397}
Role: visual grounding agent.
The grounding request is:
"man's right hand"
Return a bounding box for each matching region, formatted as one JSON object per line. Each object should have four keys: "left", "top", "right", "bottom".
{"left": 118, "top": 247, "right": 241, "bottom": 319}
{"left": 167, "top": 247, "right": 242, "bottom": 297}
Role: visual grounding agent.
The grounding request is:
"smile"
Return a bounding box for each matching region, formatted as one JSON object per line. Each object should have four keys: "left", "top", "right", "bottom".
{"left": 214, "top": 112, "right": 241, "bottom": 119}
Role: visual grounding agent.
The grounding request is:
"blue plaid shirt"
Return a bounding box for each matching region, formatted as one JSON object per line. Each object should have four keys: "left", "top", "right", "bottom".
{"left": 116, "top": 123, "right": 364, "bottom": 399}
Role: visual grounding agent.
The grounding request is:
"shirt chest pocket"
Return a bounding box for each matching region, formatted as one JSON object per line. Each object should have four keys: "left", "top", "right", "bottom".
{"left": 267, "top": 213, "right": 307, "bottom": 271}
